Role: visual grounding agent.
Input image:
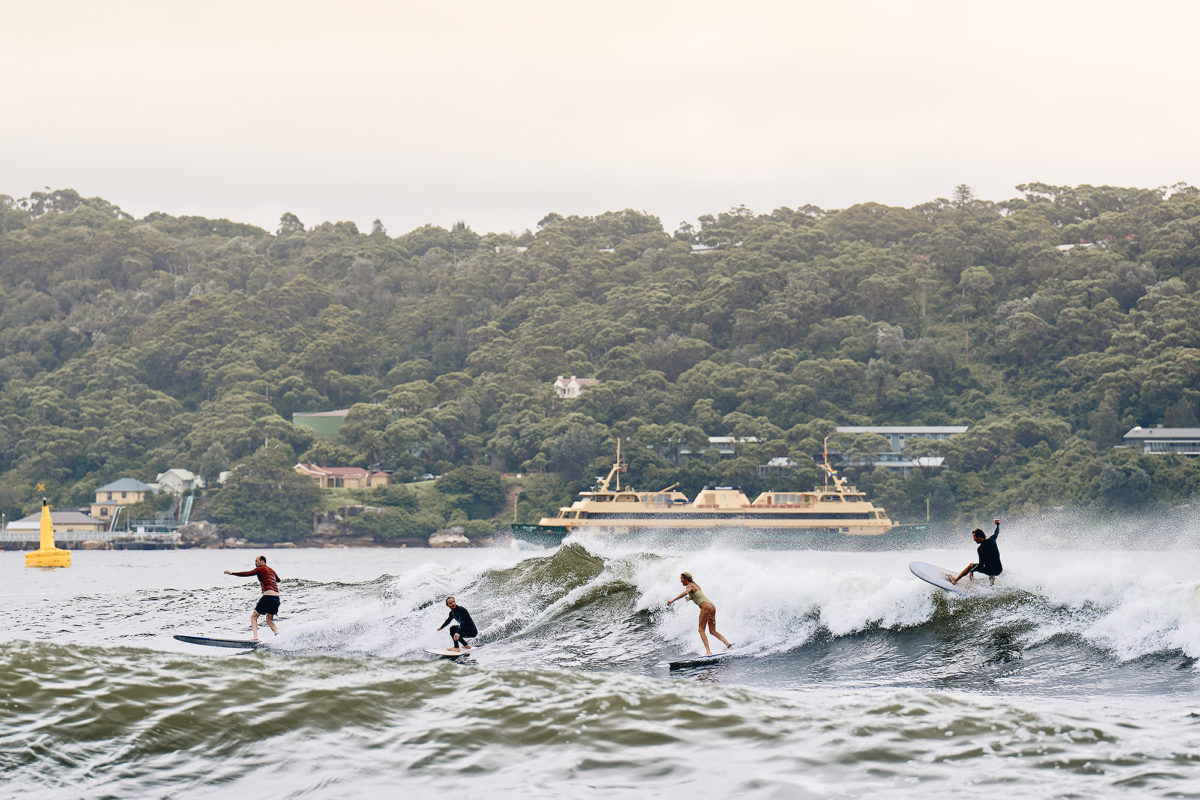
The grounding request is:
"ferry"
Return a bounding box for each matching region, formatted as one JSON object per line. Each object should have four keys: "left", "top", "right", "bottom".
{"left": 511, "top": 443, "right": 921, "bottom": 545}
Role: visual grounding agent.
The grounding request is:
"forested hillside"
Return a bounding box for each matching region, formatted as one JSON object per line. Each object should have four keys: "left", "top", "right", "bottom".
{"left": 2, "top": 184, "right": 1198, "bottom": 532}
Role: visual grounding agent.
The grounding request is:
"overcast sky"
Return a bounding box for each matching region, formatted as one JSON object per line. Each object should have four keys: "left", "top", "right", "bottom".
{"left": 5, "top": 1, "right": 1198, "bottom": 236}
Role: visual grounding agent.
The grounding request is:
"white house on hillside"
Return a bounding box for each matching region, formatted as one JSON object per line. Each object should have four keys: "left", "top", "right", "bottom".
{"left": 836, "top": 425, "right": 968, "bottom": 475}
{"left": 156, "top": 469, "right": 205, "bottom": 494}
{"left": 553, "top": 375, "right": 600, "bottom": 399}
{"left": 1122, "top": 426, "right": 1200, "bottom": 455}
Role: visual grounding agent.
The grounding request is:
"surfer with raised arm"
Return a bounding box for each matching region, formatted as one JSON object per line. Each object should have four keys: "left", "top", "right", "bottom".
{"left": 436, "top": 595, "right": 478, "bottom": 651}
{"left": 224, "top": 555, "right": 281, "bottom": 640}
{"left": 668, "top": 571, "right": 733, "bottom": 656}
{"left": 950, "top": 518, "right": 1002, "bottom": 586}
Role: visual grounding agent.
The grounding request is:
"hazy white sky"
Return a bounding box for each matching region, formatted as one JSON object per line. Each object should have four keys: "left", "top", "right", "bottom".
{"left": 4, "top": 1, "right": 1198, "bottom": 235}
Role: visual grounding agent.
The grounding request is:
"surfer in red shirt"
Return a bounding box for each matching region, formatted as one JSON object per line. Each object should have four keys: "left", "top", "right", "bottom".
{"left": 225, "top": 555, "right": 281, "bottom": 640}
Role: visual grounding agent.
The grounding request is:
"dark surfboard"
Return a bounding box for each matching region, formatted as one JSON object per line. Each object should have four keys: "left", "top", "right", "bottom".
{"left": 668, "top": 651, "right": 735, "bottom": 669}
{"left": 174, "top": 634, "right": 262, "bottom": 649}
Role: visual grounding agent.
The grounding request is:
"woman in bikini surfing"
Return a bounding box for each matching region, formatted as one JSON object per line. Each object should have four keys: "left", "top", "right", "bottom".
{"left": 667, "top": 571, "right": 733, "bottom": 655}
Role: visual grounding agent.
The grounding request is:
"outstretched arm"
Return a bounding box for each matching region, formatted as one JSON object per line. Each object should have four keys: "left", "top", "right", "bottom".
{"left": 437, "top": 612, "right": 453, "bottom": 631}
{"left": 667, "top": 584, "right": 694, "bottom": 606}
{"left": 226, "top": 569, "right": 256, "bottom": 577}
{"left": 993, "top": 519, "right": 1000, "bottom": 539}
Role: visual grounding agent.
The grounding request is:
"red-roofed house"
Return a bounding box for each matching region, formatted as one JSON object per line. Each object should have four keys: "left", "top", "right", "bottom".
{"left": 294, "top": 464, "right": 391, "bottom": 489}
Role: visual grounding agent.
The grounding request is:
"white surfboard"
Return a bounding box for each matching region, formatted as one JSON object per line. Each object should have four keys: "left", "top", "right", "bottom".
{"left": 425, "top": 647, "right": 472, "bottom": 659}
{"left": 908, "top": 561, "right": 992, "bottom": 596}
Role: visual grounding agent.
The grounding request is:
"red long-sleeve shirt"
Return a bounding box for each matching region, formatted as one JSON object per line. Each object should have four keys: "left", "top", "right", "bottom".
{"left": 231, "top": 565, "right": 280, "bottom": 593}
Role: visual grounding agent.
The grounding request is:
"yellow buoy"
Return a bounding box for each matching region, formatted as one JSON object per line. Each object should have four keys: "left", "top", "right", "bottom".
{"left": 25, "top": 498, "right": 71, "bottom": 568}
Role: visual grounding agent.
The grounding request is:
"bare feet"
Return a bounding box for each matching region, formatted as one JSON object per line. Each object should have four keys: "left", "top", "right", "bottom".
{"left": 463, "top": 644, "right": 472, "bottom": 650}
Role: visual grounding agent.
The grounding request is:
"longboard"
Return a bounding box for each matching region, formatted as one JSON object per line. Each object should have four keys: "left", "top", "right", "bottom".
{"left": 174, "top": 634, "right": 262, "bottom": 649}
{"left": 908, "top": 561, "right": 992, "bottom": 596}
{"left": 425, "top": 648, "right": 472, "bottom": 659}
{"left": 668, "top": 651, "right": 736, "bottom": 670}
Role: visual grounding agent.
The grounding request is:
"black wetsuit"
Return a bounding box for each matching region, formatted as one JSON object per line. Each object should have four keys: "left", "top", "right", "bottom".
{"left": 970, "top": 522, "right": 1002, "bottom": 577}
{"left": 440, "top": 605, "right": 478, "bottom": 647}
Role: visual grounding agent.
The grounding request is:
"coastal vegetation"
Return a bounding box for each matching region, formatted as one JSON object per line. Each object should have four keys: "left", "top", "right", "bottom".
{"left": 2, "top": 184, "right": 1199, "bottom": 540}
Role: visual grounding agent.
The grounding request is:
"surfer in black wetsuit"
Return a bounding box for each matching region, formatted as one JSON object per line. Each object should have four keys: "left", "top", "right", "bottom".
{"left": 436, "top": 596, "right": 477, "bottom": 651}
{"left": 951, "top": 518, "right": 1002, "bottom": 585}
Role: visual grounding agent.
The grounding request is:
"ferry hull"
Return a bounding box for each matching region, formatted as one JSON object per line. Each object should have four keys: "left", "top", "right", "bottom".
{"left": 511, "top": 522, "right": 929, "bottom": 548}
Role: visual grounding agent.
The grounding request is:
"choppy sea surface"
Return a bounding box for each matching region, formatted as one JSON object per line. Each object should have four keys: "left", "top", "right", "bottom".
{"left": 4, "top": 522, "right": 1200, "bottom": 799}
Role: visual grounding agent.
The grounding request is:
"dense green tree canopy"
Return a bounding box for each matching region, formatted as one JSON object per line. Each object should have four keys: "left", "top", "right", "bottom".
{"left": 3, "top": 184, "right": 1200, "bottom": 526}
{"left": 206, "top": 444, "right": 320, "bottom": 542}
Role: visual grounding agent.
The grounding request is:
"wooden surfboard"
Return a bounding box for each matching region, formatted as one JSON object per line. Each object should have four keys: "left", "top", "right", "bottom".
{"left": 425, "top": 647, "right": 472, "bottom": 658}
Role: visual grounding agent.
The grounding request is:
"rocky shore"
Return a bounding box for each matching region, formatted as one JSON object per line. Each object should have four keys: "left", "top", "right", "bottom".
{"left": 178, "top": 505, "right": 505, "bottom": 549}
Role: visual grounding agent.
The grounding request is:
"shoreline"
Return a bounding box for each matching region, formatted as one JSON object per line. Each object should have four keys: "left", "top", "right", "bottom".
{"left": 0, "top": 533, "right": 510, "bottom": 552}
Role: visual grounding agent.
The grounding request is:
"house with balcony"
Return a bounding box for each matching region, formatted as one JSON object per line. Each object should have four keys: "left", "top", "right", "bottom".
{"left": 1122, "top": 426, "right": 1200, "bottom": 455}
{"left": 91, "top": 478, "right": 156, "bottom": 521}
{"left": 835, "top": 425, "right": 968, "bottom": 475}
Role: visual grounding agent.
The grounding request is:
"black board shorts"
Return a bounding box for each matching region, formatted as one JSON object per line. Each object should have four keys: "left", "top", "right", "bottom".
{"left": 255, "top": 595, "right": 281, "bottom": 615}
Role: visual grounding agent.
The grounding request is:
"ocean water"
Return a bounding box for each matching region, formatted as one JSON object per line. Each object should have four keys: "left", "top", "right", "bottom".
{"left": 3, "top": 524, "right": 1200, "bottom": 799}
